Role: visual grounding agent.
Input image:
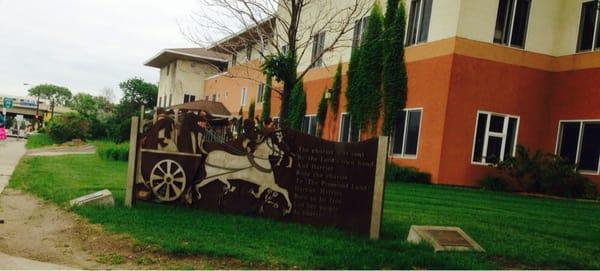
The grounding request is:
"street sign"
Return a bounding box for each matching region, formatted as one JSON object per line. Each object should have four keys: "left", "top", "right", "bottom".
{"left": 3, "top": 98, "right": 13, "bottom": 109}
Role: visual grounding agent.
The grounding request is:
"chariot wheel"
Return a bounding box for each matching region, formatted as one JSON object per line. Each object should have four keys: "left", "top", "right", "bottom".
{"left": 150, "top": 159, "right": 186, "bottom": 202}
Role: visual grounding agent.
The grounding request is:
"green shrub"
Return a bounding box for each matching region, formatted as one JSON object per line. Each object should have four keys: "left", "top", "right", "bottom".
{"left": 96, "top": 141, "right": 129, "bottom": 161}
{"left": 25, "top": 133, "right": 57, "bottom": 149}
{"left": 496, "top": 145, "right": 597, "bottom": 199}
{"left": 479, "top": 176, "right": 510, "bottom": 192}
{"left": 385, "top": 163, "right": 431, "bottom": 184}
{"left": 46, "top": 113, "right": 90, "bottom": 143}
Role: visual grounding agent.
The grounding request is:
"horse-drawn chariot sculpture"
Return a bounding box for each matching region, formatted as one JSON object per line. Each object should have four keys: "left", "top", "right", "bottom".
{"left": 134, "top": 109, "right": 293, "bottom": 217}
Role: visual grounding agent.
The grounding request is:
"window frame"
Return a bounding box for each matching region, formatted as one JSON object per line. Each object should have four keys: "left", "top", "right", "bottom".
{"left": 257, "top": 83, "right": 264, "bottom": 103}
{"left": 555, "top": 119, "right": 600, "bottom": 175}
{"left": 338, "top": 112, "right": 357, "bottom": 143}
{"left": 240, "top": 87, "right": 247, "bottom": 106}
{"left": 311, "top": 31, "right": 326, "bottom": 68}
{"left": 406, "top": 0, "right": 432, "bottom": 47}
{"left": 390, "top": 108, "right": 423, "bottom": 159}
{"left": 576, "top": 1, "right": 600, "bottom": 53}
{"left": 493, "top": 0, "right": 532, "bottom": 49}
{"left": 471, "top": 110, "right": 521, "bottom": 166}
{"left": 301, "top": 114, "right": 318, "bottom": 136}
{"left": 352, "top": 17, "right": 369, "bottom": 48}
{"left": 245, "top": 44, "right": 253, "bottom": 61}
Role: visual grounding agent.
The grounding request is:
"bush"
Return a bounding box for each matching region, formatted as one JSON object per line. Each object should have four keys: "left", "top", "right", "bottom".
{"left": 385, "top": 163, "right": 431, "bottom": 184}
{"left": 479, "top": 176, "right": 510, "bottom": 192}
{"left": 25, "top": 133, "right": 57, "bottom": 149}
{"left": 107, "top": 116, "right": 131, "bottom": 143}
{"left": 46, "top": 113, "right": 90, "bottom": 143}
{"left": 496, "top": 145, "right": 598, "bottom": 199}
{"left": 96, "top": 141, "right": 129, "bottom": 161}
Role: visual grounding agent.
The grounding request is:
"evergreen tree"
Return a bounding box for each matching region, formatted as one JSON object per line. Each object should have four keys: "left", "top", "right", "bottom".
{"left": 288, "top": 81, "right": 306, "bottom": 130}
{"left": 260, "top": 74, "right": 273, "bottom": 125}
{"left": 316, "top": 90, "right": 328, "bottom": 136}
{"left": 330, "top": 62, "right": 342, "bottom": 117}
{"left": 384, "top": 0, "right": 399, "bottom": 28}
{"left": 382, "top": 1, "right": 408, "bottom": 135}
{"left": 248, "top": 100, "right": 256, "bottom": 121}
{"left": 237, "top": 106, "right": 243, "bottom": 135}
{"left": 356, "top": 3, "right": 384, "bottom": 132}
{"left": 345, "top": 46, "right": 362, "bottom": 138}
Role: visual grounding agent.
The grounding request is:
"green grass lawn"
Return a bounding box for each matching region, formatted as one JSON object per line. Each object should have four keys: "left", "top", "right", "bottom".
{"left": 25, "top": 133, "right": 57, "bottom": 149}
{"left": 8, "top": 154, "right": 600, "bottom": 269}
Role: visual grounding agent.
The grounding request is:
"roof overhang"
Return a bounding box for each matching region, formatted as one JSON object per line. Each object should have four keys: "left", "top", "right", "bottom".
{"left": 144, "top": 49, "right": 228, "bottom": 68}
{"left": 209, "top": 16, "right": 276, "bottom": 54}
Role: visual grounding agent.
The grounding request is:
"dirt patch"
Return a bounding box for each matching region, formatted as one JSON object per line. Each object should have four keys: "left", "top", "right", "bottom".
{"left": 0, "top": 188, "right": 271, "bottom": 269}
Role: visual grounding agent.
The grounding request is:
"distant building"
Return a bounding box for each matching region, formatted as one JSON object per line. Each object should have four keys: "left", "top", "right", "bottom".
{"left": 0, "top": 94, "right": 71, "bottom": 121}
{"left": 144, "top": 48, "right": 229, "bottom": 108}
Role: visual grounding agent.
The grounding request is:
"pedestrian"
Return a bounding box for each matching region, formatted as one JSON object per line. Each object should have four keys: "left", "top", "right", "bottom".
{"left": 0, "top": 113, "right": 6, "bottom": 140}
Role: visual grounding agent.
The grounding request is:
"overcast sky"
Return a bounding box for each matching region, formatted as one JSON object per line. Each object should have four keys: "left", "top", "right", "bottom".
{"left": 0, "top": 0, "right": 209, "bottom": 101}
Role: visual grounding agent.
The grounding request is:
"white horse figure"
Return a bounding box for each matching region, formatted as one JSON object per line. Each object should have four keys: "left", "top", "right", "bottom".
{"left": 194, "top": 134, "right": 293, "bottom": 214}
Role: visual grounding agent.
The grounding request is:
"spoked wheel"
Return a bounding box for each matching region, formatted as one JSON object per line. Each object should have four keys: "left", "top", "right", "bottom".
{"left": 150, "top": 159, "right": 186, "bottom": 202}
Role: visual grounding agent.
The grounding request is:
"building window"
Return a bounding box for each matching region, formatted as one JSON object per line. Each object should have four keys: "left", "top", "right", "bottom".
{"left": 184, "top": 94, "right": 196, "bottom": 103}
{"left": 311, "top": 32, "right": 326, "bottom": 68}
{"left": 257, "top": 83, "right": 264, "bottom": 103}
{"left": 282, "top": 45, "right": 289, "bottom": 55}
{"left": 406, "top": 0, "right": 432, "bottom": 46}
{"left": 301, "top": 115, "right": 317, "bottom": 136}
{"left": 557, "top": 121, "right": 600, "bottom": 174}
{"left": 240, "top": 87, "right": 247, "bottom": 106}
{"left": 339, "top": 113, "right": 359, "bottom": 143}
{"left": 493, "top": 0, "right": 531, "bottom": 48}
{"left": 577, "top": 1, "right": 600, "bottom": 52}
{"left": 391, "top": 109, "right": 422, "bottom": 157}
{"left": 163, "top": 95, "right": 167, "bottom": 107}
{"left": 246, "top": 43, "right": 253, "bottom": 61}
{"left": 472, "top": 111, "right": 519, "bottom": 164}
{"left": 232, "top": 53, "right": 237, "bottom": 66}
{"left": 166, "top": 64, "right": 170, "bottom": 76}
{"left": 352, "top": 17, "right": 369, "bottom": 48}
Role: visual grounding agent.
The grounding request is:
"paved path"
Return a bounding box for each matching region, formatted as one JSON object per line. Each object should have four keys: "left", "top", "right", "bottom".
{"left": 0, "top": 138, "right": 73, "bottom": 269}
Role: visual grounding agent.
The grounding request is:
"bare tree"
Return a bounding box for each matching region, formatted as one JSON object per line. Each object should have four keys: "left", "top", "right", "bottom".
{"left": 182, "top": 0, "right": 371, "bottom": 122}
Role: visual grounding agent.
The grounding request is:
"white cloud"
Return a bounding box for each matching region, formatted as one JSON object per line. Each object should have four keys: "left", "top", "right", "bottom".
{"left": 0, "top": 0, "right": 205, "bottom": 100}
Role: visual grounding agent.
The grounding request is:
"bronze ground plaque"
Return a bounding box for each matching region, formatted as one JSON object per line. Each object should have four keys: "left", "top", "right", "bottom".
{"left": 407, "top": 225, "right": 485, "bottom": 252}
{"left": 125, "top": 114, "right": 387, "bottom": 239}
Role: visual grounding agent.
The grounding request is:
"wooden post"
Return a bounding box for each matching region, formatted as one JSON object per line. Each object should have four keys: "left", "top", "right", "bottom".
{"left": 139, "top": 105, "right": 144, "bottom": 133}
{"left": 125, "top": 117, "right": 139, "bottom": 207}
{"left": 370, "top": 136, "right": 388, "bottom": 240}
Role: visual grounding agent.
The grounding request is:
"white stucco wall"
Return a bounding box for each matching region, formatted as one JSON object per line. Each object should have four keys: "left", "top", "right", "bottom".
{"left": 157, "top": 59, "right": 222, "bottom": 107}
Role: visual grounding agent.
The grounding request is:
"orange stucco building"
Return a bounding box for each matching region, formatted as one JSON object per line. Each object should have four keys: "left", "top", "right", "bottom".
{"left": 150, "top": 0, "right": 600, "bottom": 189}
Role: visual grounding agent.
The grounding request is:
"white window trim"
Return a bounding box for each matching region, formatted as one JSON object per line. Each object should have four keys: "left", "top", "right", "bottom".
{"left": 338, "top": 112, "right": 353, "bottom": 143}
{"left": 303, "top": 114, "right": 317, "bottom": 136}
{"left": 577, "top": 1, "right": 600, "bottom": 53}
{"left": 471, "top": 110, "right": 521, "bottom": 166}
{"left": 257, "top": 83, "right": 264, "bottom": 104}
{"left": 406, "top": 0, "right": 429, "bottom": 46}
{"left": 240, "top": 87, "right": 247, "bottom": 106}
{"left": 493, "top": 0, "right": 529, "bottom": 51}
{"left": 554, "top": 119, "right": 600, "bottom": 175}
{"left": 390, "top": 107, "right": 423, "bottom": 159}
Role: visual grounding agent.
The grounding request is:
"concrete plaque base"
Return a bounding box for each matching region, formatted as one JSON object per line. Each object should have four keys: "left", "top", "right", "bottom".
{"left": 69, "top": 189, "right": 114, "bottom": 207}
{"left": 407, "top": 225, "right": 484, "bottom": 252}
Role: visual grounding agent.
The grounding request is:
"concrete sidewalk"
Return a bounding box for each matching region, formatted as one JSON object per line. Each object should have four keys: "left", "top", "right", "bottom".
{"left": 0, "top": 138, "right": 73, "bottom": 270}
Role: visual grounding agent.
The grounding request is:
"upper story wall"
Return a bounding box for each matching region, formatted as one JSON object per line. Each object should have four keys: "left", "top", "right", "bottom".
{"left": 457, "top": 0, "right": 595, "bottom": 57}
{"left": 157, "top": 59, "right": 222, "bottom": 107}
